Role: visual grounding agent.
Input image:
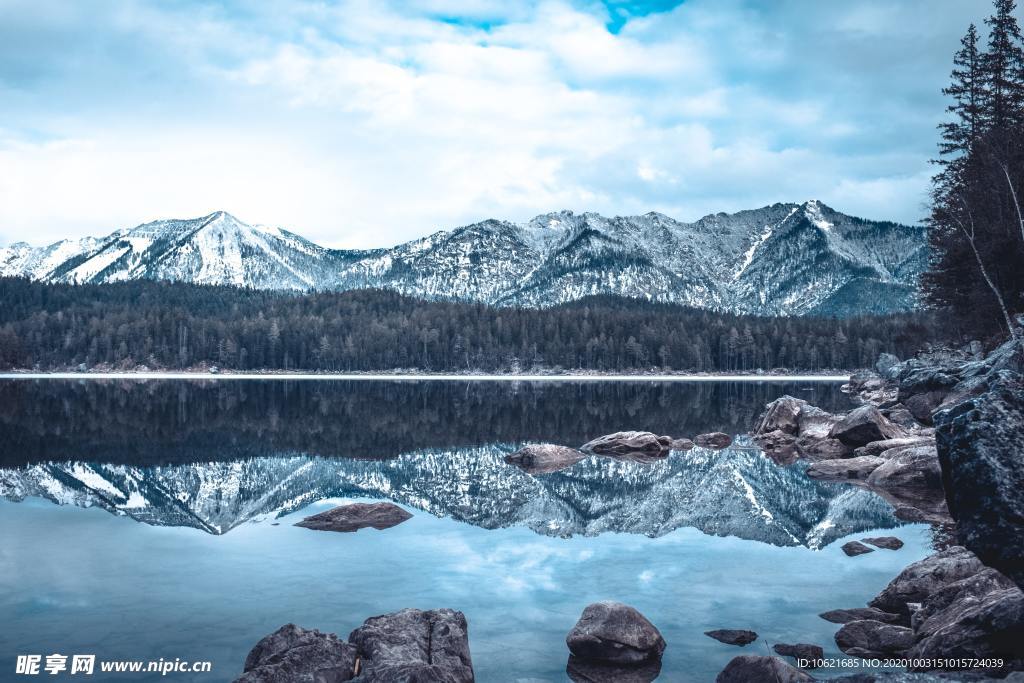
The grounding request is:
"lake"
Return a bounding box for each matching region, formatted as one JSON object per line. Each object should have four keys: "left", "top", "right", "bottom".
{"left": 0, "top": 379, "right": 933, "bottom": 682}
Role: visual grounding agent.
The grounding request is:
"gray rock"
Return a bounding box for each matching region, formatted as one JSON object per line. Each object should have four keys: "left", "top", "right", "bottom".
{"left": 670, "top": 438, "right": 694, "bottom": 451}
{"left": 348, "top": 608, "right": 474, "bottom": 683}
{"left": 866, "top": 445, "right": 942, "bottom": 491}
{"left": 834, "top": 619, "right": 914, "bottom": 657}
{"left": 806, "top": 456, "right": 885, "bottom": 480}
{"left": 704, "top": 629, "right": 758, "bottom": 646}
{"left": 715, "top": 655, "right": 814, "bottom": 682}
{"left": 934, "top": 371, "right": 1024, "bottom": 587}
{"left": 772, "top": 643, "right": 824, "bottom": 668}
{"left": 566, "top": 656, "right": 661, "bottom": 683}
{"left": 862, "top": 536, "right": 904, "bottom": 550}
{"left": 565, "top": 602, "right": 666, "bottom": 665}
{"left": 795, "top": 435, "right": 852, "bottom": 460}
{"left": 819, "top": 608, "right": 906, "bottom": 625}
{"left": 876, "top": 353, "right": 902, "bottom": 380}
{"left": 295, "top": 503, "right": 412, "bottom": 533}
{"left": 580, "top": 432, "right": 672, "bottom": 457}
{"left": 913, "top": 568, "right": 1017, "bottom": 641}
{"left": 904, "top": 391, "right": 948, "bottom": 425}
{"left": 505, "top": 444, "right": 586, "bottom": 474}
{"left": 883, "top": 406, "right": 921, "bottom": 429}
{"left": 842, "top": 541, "right": 875, "bottom": 556}
{"left": 236, "top": 623, "right": 357, "bottom": 683}
{"left": 829, "top": 405, "right": 905, "bottom": 447}
{"left": 753, "top": 429, "right": 800, "bottom": 464}
{"left": 869, "top": 546, "right": 984, "bottom": 616}
{"left": 694, "top": 432, "right": 733, "bottom": 449}
{"left": 854, "top": 436, "right": 935, "bottom": 458}
{"left": 798, "top": 404, "right": 842, "bottom": 439}
{"left": 753, "top": 396, "right": 804, "bottom": 435}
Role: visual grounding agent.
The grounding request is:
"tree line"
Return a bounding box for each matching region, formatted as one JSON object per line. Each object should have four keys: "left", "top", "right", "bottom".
{"left": 0, "top": 277, "right": 942, "bottom": 373}
{"left": 924, "top": 0, "right": 1024, "bottom": 339}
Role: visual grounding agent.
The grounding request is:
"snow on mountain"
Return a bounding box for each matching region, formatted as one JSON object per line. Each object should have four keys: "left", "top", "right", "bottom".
{"left": 0, "top": 202, "right": 926, "bottom": 316}
{"left": 0, "top": 440, "right": 902, "bottom": 548}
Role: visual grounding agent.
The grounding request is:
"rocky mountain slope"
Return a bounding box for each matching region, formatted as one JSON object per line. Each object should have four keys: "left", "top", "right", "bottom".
{"left": 0, "top": 440, "right": 902, "bottom": 547}
{"left": 0, "top": 201, "right": 925, "bottom": 316}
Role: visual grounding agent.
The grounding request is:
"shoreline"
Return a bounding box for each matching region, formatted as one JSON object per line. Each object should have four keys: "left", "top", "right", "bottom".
{"left": 0, "top": 371, "right": 851, "bottom": 382}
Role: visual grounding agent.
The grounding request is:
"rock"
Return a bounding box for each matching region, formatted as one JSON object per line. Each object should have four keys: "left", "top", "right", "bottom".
{"left": 715, "top": 655, "right": 814, "bottom": 682}
{"left": 794, "top": 435, "right": 852, "bottom": 460}
{"left": 882, "top": 406, "right": 921, "bottom": 429}
{"left": 295, "top": 502, "right": 412, "bottom": 533}
{"left": 704, "top": 629, "right": 758, "bottom": 646}
{"left": 869, "top": 546, "right": 985, "bottom": 616}
{"left": 913, "top": 568, "right": 1017, "bottom": 641}
{"left": 580, "top": 432, "right": 673, "bottom": 457}
{"left": 566, "top": 656, "right": 662, "bottom": 683}
{"left": 854, "top": 436, "right": 935, "bottom": 458}
{"left": 236, "top": 623, "right": 357, "bottom": 683}
{"left": 694, "top": 432, "right": 733, "bottom": 449}
{"left": 904, "top": 391, "right": 948, "bottom": 425}
{"left": 798, "top": 404, "right": 841, "bottom": 439}
{"left": 565, "top": 602, "right": 666, "bottom": 665}
{"left": 876, "top": 353, "right": 901, "bottom": 379}
{"left": 934, "top": 372, "right": 1024, "bottom": 587}
{"left": 834, "top": 619, "right": 914, "bottom": 657}
{"left": 753, "top": 430, "right": 799, "bottom": 464}
{"left": 348, "top": 608, "right": 473, "bottom": 683}
{"left": 772, "top": 643, "right": 824, "bottom": 669}
{"left": 861, "top": 536, "right": 904, "bottom": 550}
{"left": 806, "top": 456, "right": 884, "bottom": 480}
{"left": 753, "top": 396, "right": 804, "bottom": 435}
{"left": 842, "top": 541, "right": 875, "bottom": 556}
{"left": 670, "top": 438, "right": 694, "bottom": 451}
{"left": 829, "top": 405, "right": 905, "bottom": 447}
{"left": 505, "top": 444, "right": 586, "bottom": 474}
{"left": 819, "top": 608, "right": 906, "bottom": 626}
{"left": 866, "top": 445, "right": 942, "bottom": 491}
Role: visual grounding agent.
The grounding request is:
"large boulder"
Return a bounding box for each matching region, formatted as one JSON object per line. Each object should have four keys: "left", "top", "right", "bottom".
{"left": 908, "top": 569, "right": 1024, "bottom": 671}
{"left": 236, "top": 624, "right": 357, "bottom": 683}
{"left": 934, "top": 372, "right": 1024, "bottom": 587}
{"left": 869, "top": 546, "right": 985, "bottom": 616}
{"left": 865, "top": 445, "right": 942, "bottom": 491}
{"left": 565, "top": 602, "right": 666, "bottom": 666}
{"left": 829, "top": 405, "right": 904, "bottom": 447}
{"left": 806, "top": 456, "right": 885, "bottom": 480}
{"left": 854, "top": 436, "right": 935, "bottom": 458}
{"left": 505, "top": 444, "right": 586, "bottom": 474}
{"left": 834, "top": 619, "right": 915, "bottom": 657}
{"left": 580, "top": 432, "right": 672, "bottom": 457}
{"left": 295, "top": 503, "right": 412, "bottom": 533}
{"left": 348, "top": 608, "right": 473, "bottom": 683}
{"left": 715, "top": 655, "right": 814, "bottom": 682}
{"left": 753, "top": 396, "right": 804, "bottom": 435}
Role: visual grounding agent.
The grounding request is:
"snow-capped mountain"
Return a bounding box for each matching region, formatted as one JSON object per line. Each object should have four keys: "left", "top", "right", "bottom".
{"left": 0, "top": 201, "right": 926, "bottom": 316}
{"left": 0, "top": 440, "right": 902, "bottom": 548}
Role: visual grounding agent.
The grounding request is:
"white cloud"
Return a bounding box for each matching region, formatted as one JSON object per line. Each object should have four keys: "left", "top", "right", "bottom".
{"left": 0, "top": 0, "right": 1002, "bottom": 247}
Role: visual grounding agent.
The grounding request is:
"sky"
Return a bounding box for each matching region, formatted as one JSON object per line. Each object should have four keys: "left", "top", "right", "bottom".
{"left": 0, "top": 0, "right": 1010, "bottom": 249}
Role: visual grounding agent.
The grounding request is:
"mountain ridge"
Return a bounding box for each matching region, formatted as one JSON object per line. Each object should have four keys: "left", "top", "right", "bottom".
{"left": 0, "top": 200, "right": 926, "bottom": 316}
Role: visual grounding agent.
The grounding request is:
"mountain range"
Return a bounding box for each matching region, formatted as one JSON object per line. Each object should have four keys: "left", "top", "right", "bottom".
{"left": 0, "top": 201, "right": 926, "bottom": 316}
{"left": 0, "top": 440, "right": 902, "bottom": 548}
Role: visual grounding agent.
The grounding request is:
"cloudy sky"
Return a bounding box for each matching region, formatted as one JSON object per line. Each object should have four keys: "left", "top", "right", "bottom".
{"left": 0, "top": 0, "right": 1006, "bottom": 248}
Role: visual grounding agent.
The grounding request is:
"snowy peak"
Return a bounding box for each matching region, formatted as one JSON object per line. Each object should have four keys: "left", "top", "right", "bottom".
{"left": 0, "top": 203, "right": 926, "bottom": 316}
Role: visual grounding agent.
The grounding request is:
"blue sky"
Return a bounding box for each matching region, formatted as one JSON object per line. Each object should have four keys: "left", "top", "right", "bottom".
{"left": 0, "top": 0, "right": 1008, "bottom": 248}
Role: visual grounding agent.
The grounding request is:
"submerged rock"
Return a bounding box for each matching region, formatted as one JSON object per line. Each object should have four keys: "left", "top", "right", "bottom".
{"left": 704, "top": 629, "right": 758, "bottom": 646}
{"left": 934, "top": 372, "right": 1024, "bottom": 587}
{"left": 348, "top": 608, "right": 474, "bottom": 683}
{"left": 565, "top": 602, "right": 666, "bottom": 666}
{"left": 862, "top": 536, "right": 904, "bottom": 550}
{"left": 772, "top": 643, "right": 824, "bottom": 669}
{"left": 236, "top": 623, "right": 357, "bottom": 683}
{"left": 834, "top": 619, "right": 915, "bottom": 657}
{"left": 842, "top": 541, "right": 875, "bottom": 556}
{"left": 829, "top": 405, "right": 904, "bottom": 447}
{"left": 715, "top": 655, "right": 814, "bottom": 682}
{"left": 694, "top": 432, "right": 733, "bottom": 449}
{"left": 581, "top": 432, "right": 673, "bottom": 457}
{"left": 295, "top": 502, "right": 412, "bottom": 533}
{"left": 505, "top": 444, "right": 586, "bottom": 474}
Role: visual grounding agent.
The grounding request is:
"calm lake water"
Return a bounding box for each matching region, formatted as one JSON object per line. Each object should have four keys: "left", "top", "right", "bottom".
{"left": 0, "top": 379, "right": 933, "bottom": 682}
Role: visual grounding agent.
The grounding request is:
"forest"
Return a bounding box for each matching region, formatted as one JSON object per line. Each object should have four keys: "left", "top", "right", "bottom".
{"left": 0, "top": 276, "right": 942, "bottom": 373}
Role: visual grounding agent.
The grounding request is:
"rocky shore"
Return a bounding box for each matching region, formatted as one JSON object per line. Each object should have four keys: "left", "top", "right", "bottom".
{"left": 743, "top": 332, "right": 1024, "bottom": 679}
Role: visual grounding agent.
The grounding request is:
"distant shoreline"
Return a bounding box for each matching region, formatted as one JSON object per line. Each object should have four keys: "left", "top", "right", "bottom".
{"left": 0, "top": 371, "right": 851, "bottom": 382}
